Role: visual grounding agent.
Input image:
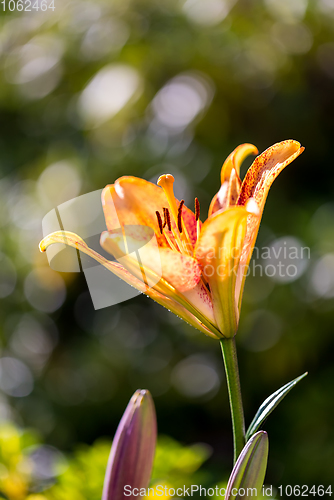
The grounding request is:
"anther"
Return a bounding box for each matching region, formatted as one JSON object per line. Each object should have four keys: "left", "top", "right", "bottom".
{"left": 178, "top": 200, "right": 184, "bottom": 233}
{"left": 162, "top": 208, "right": 167, "bottom": 228}
{"left": 155, "top": 211, "right": 163, "bottom": 234}
{"left": 165, "top": 208, "right": 171, "bottom": 231}
{"left": 157, "top": 175, "right": 190, "bottom": 254}
{"left": 195, "top": 198, "right": 200, "bottom": 221}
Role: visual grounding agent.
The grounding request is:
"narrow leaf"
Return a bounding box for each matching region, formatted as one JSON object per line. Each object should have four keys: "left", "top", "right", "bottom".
{"left": 225, "top": 431, "right": 268, "bottom": 500}
{"left": 246, "top": 372, "right": 308, "bottom": 441}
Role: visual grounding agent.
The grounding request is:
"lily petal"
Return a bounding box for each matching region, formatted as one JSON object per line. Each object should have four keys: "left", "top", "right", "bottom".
{"left": 100, "top": 228, "right": 201, "bottom": 293}
{"left": 102, "top": 177, "right": 198, "bottom": 248}
{"left": 183, "top": 281, "right": 216, "bottom": 327}
{"left": 40, "top": 231, "right": 220, "bottom": 338}
{"left": 147, "top": 286, "right": 220, "bottom": 339}
{"left": 208, "top": 144, "right": 258, "bottom": 217}
{"left": 101, "top": 229, "right": 219, "bottom": 334}
{"left": 227, "top": 168, "right": 242, "bottom": 206}
{"left": 235, "top": 140, "right": 304, "bottom": 308}
{"left": 195, "top": 205, "right": 257, "bottom": 338}
{"left": 237, "top": 140, "right": 304, "bottom": 209}
{"left": 208, "top": 182, "right": 229, "bottom": 217}
{"left": 221, "top": 143, "right": 259, "bottom": 182}
{"left": 39, "top": 231, "right": 155, "bottom": 292}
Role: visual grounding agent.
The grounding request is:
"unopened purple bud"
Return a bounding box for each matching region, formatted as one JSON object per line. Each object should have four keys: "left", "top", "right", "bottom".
{"left": 102, "top": 389, "right": 157, "bottom": 500}
{"left": 225, "top": 431, "right": 269, "bottom": 500}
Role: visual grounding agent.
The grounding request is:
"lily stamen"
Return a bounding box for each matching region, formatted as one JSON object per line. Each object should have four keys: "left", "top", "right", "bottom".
{"left": 163, "top": 208, "right": 180, "bottom": 251}
{"left": 178, "top": 199, "right": 194, "bottom": 253}
{"left": 163, "top": 207, "right": 171, "bottom": 231}
{"left": 155, "top": 211, "right": 163, "bottom": 234}
{"left": 157, "top": 175, "right": 190, "bottom": 255}
{"left": 177, "top": 200, "right": 184, "bottom": 233}
{"left": 164, "top": 230, "right": 179, "bottom": 252}
{"left": 195, "top": 198, "right": 200, "bottom": 221}
{"left": 195, "top": 197, "right": 200, "bottom": 241}
{"left": 159, "top": 208, "right": 180, "bottom": 252}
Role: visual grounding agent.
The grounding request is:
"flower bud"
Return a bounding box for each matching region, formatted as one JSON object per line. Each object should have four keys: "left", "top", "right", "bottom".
{"left": 225, "top": 431, "right": 269, "bottom": 500}
{"left": 102, "top": 389, "right": 157, "bottom": 500}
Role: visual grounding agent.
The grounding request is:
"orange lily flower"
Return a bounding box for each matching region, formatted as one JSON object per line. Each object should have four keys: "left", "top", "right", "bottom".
{"left": 40, "top": 140, "right": 303, "bottom": 340}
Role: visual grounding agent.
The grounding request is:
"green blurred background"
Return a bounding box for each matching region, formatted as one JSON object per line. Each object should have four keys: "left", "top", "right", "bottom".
{"left": 0, "top": 0, "right": 334, "bottom": 497}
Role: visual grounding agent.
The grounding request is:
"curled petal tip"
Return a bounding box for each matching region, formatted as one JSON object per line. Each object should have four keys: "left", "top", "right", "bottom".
{"left": 234, "top": 143, "right": 259, "bottom": 163}
{"left": 280, "top": 139, "right": 304, "bottom": 154}
{"left": 39, "top": 231, "right": 88, "bottom": 253}
{"left": 221, "top": 143, "right": 259, "bottom": 184}
{"left": 39, "top": 240, "right": 47, "bottom": 253}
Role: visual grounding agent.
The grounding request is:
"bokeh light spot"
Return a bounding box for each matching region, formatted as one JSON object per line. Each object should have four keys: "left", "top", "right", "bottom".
{"left": 0, "top": 253, "right": 16, "bottom": 298}
{"left": 152, "top": 73, "right": 214, "bottom": 132}
{"left": 240, "top": 310, "right": 282, "bottom": 352}
{"left": 171, "top": 356, "right": 220, "bottom": 398}
{"left": 37, "top": 160, "right": 82, "bottom": 209}
{"left": 24, "top": 268, "right": 66, "bottom": 313}
{"left": 182, "top": 0, "right": 235, "bottom": 26}
{"left": 78, "top": 64, "right": 143, "bottom": 128}
{"left": 264, "top": 0, "right": 308, "bottom": 22}
{"left": 0, "top": 357, "right": 34, "bottom": 397}
{"left": 310, "top": 254, "right": 334, "bottom": 299}
{"left": 263, "top": 236, "right": 309, "bottom": 283}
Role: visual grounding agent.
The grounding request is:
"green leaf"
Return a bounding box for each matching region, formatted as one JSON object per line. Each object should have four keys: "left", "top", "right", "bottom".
{"left": 225, "top": 431, "right": 268, "bottom": 500}
{"left": 246, "top": 372, "right": 308, "bottom": 441}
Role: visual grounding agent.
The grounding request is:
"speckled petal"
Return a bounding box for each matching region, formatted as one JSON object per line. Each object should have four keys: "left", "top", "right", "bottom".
{"left": 209, "top": 144, "right": 258, "bottom": 216}
{"left": 235, "top": 140, "right": 304, "bottom": 309}
{"left": 195, "top": 206, "right": 254, "bottom": 337}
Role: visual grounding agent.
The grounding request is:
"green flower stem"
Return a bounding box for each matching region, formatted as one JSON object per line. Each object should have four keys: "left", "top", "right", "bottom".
{"left": 220, "top": 337, "right": 245, "bottom": 464}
